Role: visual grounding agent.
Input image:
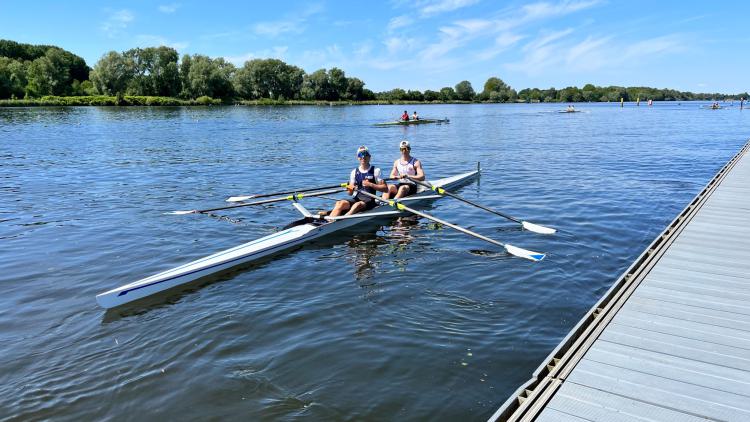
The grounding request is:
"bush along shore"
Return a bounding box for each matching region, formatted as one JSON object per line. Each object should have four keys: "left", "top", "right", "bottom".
{"left": 0, "top": 96, "right": 478, "bottom": 107}
{"left": 0, "top": 95, "right": 222, "bottom": 106}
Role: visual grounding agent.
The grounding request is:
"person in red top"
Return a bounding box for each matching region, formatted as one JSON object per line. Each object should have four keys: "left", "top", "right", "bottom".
{"left": 401, "top": 110, "right": 409, "bottom": 121}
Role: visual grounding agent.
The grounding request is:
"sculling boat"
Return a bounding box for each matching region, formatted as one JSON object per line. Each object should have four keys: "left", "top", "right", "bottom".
{"left": 373, "top": 118, "right": 450, "bottom": 126}
{"left": 96, "top": 168, "right": 478, "bottom": 309}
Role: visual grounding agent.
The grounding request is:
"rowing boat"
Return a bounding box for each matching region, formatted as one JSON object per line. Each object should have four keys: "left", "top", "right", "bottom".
{"left": 96, "top": 168, "right": 479, "bottom": 309}
{"left": 373, "top": 118, "right": 450, "bottom": 126}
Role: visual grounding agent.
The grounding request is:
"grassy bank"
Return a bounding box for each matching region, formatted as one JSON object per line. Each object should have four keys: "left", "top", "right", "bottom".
{"left": 0, "top": 95, "right": 222, "bottom": 107}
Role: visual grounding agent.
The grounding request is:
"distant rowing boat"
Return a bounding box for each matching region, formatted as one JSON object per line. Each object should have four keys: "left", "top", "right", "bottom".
{"left": 374, "top": 118, "right": 450, "bottom": 126}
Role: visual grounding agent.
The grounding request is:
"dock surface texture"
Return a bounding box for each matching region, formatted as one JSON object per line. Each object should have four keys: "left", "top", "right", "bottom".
{"left": 491, "top": 140, "right": 750, "bottom": 422}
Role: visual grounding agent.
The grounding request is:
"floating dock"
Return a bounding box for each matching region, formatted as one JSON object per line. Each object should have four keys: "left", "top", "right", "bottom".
{"left": 491, "top": 140, "right": 750, "bottom": 421}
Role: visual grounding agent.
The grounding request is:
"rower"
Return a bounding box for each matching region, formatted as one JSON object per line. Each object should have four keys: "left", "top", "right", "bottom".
{"left": 567, "top": 104, "right": 575, "bottom": 112}
{"left": 412, "top": 111, "right": 419, "bottom": 120}
{"left": 383, "top": 140, "right": 425, "bottom": 200}
{"left": 401, "top": 110, "right": 410, "bottom": 121}
{"left": 329, "top": 146, "right": 388, "bottom": 217}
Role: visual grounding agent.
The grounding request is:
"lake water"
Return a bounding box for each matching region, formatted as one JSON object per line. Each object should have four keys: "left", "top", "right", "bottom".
{"left": 1, "top": 102, "right": 747, "bottom": 420}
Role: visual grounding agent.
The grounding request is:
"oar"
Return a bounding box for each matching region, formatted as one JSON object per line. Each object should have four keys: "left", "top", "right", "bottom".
{"left": 355, "top": 190, "right": 545, "bottom": 261}
{"left": 227, "top": 178, "right": 401, "bottom": 202}
{"left": 167, "top": 187, "right": 345, "bottom": 215}
{"left": 406, "top": 176, "right": 556, "bottom": 235}
{"left": 226, "top": 183, "right": 349, "bottom": 202}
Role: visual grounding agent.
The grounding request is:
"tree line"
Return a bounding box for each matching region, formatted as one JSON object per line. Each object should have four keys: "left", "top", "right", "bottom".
{"left": 1, "top": 39, "right": 746, "bottom": 103}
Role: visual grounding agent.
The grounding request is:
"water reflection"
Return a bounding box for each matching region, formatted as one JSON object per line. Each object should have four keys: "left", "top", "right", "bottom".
{"left": 346, "top": 216, "right": 420, "bottom": 285}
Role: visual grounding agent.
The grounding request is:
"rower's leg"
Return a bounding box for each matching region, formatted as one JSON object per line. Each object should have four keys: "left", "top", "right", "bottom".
{"left": 383, "top": 185, "right": 397, "bottom": 200}
{"left": 346, "top": 201, "right": 366, "bottom": 215}
{"left": 394, "top": 184, "right": 411, "bottom": 199}
{"left": 330, "top": 200, "right": 351, "bottom": 217}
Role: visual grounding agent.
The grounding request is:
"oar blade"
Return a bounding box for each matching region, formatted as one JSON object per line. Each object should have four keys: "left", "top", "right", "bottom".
{"left": 164, "top": 210, "right": 197, "bottom": 215}
{"left": 226, "top": 195, "right": 254, "bottom": 203}
{"left": 521, "top": 221, "right": 557, "bottom": 235}
{"left": 505, "top": 244, "right": 546, "bottom": 262}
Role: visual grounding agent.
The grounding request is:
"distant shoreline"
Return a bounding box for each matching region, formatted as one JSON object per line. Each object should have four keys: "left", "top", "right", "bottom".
{"left": 0, "top": 95, "right": 738, "bottom": 108}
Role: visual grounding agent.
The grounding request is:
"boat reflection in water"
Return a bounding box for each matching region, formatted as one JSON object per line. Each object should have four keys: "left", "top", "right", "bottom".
{"left": 345, "top": 216, "right": 420, "bottom": 294}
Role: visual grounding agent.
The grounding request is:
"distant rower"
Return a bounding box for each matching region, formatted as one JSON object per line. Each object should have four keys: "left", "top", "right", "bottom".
{"left": 412, "top": 111, "right": 419, "bottom": 120}
{"left": 401, "top": 110, "right": 410, "bottom": 121}
{"left": 383, "top": 140, "right": 425, "bottom": 200}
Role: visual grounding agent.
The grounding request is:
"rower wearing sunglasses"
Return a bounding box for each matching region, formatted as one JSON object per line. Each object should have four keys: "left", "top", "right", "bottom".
{"left": 329, "top": 146, "right": 388, "bottom": 217}
{"left": 383, "top": 140, "right": 425, "bottom": 200}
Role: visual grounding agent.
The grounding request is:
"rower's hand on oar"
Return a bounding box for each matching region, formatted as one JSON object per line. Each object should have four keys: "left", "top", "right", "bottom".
{"left": 346, "top": 184, "right": 355, "bottom": 195}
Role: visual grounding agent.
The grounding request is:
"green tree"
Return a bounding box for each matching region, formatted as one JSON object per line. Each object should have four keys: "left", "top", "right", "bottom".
{"left": 480, "top": 76, "right": 516, "bottom": 102}
{"left": 423, "top": 90, "right": 439, "bottom": 102}
{"left": 327, "top": 67, "right": 347, "bottom": 101}
{"left": 344, "top": 77, "right": 365, "bottom": 101}
{"left": 454, "top": 80, "right": 475, "bottom": 101}
{"left": 405, "top": 89, "right": 423, "bottom": 101}
{"left": 234, "top": 58, "right": 304, "bottom": 100}
{"left": 439, "top": 87, "right": 455, "bottom": 101}
{"left": 301, "top": 69, "right": 329, "bottom": 100}
{"left": 181, "top": 54, "right": 235, "bottom": 99}
{"left": 0, "top": 57, "right": 27, "bottom": 98}
{"left": 120, "top": 47, "right": 180, "bottom": 96}
{"left": 90, "top": 51, "right": 131, "bottom": 95}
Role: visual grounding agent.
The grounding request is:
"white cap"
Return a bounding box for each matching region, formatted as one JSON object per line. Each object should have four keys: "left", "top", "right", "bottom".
{"left": 356, "top": 145, "right": 370, "bottom": 157}
{"left": 399, "top": 140, "right": 410, "bottom": 149}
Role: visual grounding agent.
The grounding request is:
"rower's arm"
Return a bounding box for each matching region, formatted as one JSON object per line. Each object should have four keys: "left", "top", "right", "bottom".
{"left": 412, "top": 160, "right": 425, "bottom": 181}
{"left": 389, "top": 160, "right": 399, "bottom": 179}
{"left": 372, "top": 179, "right": 388, "bottom": 193}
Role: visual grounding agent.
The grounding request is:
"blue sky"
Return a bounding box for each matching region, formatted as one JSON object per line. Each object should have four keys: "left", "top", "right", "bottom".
{"left": 2, "top": 1, "right": 748, "bottom": 93}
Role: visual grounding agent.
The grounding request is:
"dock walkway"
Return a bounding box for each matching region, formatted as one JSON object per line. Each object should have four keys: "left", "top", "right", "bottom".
{"left": 491, "top": 141, "right": 750, "bottom": 421}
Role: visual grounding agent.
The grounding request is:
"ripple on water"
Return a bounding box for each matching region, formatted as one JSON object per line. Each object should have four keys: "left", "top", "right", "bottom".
{"left": 0, "top": 103, "right": 747, "bottom": 420}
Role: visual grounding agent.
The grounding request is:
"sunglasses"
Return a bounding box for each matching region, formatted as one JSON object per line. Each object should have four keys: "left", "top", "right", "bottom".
{"left": 357, "top": 152, "right": 370, "bottom": 159}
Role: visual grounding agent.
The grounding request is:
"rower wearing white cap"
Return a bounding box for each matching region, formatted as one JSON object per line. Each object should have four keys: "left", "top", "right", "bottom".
{"left": 330, "top": 145, "right": 388, "bottom": 217}
{"left": 383, "top": 140, "right": 425, "bottom": 200}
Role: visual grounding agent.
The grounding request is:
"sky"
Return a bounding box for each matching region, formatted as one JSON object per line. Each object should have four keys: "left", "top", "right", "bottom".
{"left": 1, "top": 0, "right": 748, "bottom": 93}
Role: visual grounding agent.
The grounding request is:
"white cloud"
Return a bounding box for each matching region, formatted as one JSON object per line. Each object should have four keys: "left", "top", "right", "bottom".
{"left": 384, "top": 37, "right": 420, "bottom": 54}
{"left": 475, "top": 32, "right": 525, "bottom": 60}
{"left": 521, "top": 0, "right": 601, "bottom": 20}
{"left": 158, "top": 4, "right": 180, "bottom": 14}
{"left": 508, "top": 31, "right": 686, "bottom": 75}
{"left": 253, "top": 20, "right": 300, "bottom": 37}
{"left": 225, "top": 47, "right": 289, "bottom": 66}
{"left": 101, "top": 9, "right": 134, "bottom": 38}
{"left": 388, "top": 15, "right": 414, "bottom": 32}
{"left": 252, "top": 3, "right": 323, "bottom": 38}
{"left": 420, "top": 0, "right": 481, "bottom": 17}
{"left": 413, "top": 0, "right": 599, "bottom": 65}
{"left": 133, "top": 35, "right": 189, "bottom": 51}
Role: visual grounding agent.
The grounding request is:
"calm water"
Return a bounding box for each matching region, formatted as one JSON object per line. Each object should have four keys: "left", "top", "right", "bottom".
{"left": 1, "top": 103, "right": 747, "bottom": 420}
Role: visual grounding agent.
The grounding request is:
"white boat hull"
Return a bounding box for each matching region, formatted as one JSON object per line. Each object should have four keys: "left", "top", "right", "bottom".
{"left": 96, "top": 169, "right": 478, "bottom": 309}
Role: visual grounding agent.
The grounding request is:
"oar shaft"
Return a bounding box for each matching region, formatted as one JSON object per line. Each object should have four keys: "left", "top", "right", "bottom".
{"left": 234, "top": 183, "right": 348, "bottom": 201}
{"left": 407, "top": 177, "right": 521, "bottom": 224}
{"left": 189, "top": 188, "right": 345, "bottom": 214}
{"left": 355, "top": 190, "right": 506, "bottom": 248}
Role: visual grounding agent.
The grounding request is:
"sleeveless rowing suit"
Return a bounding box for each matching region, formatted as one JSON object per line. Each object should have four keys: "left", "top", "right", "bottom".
{"left": 349, "top": 165, "right": 382, "bottom": 209}
{"left": 396, "top": 157, "right": 418, "bottom": 195}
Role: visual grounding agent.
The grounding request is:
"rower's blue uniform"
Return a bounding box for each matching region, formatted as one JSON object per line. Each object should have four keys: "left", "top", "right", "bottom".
{"left": 348, "top": 165, "right": 382, "bottom": 210}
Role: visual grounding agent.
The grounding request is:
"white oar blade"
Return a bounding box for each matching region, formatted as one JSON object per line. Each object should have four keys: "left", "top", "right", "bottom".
{"left": 521, "top": 221, "right": 556, "bottom": 235}
{"left": 226, "top": 195, "right": 253, "bottom": 203}
{"left": 505, "top": 244, "right": 546, "bottom": 262}
{"left": 165, "top": 210, "right": 197, "bottom": 215}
